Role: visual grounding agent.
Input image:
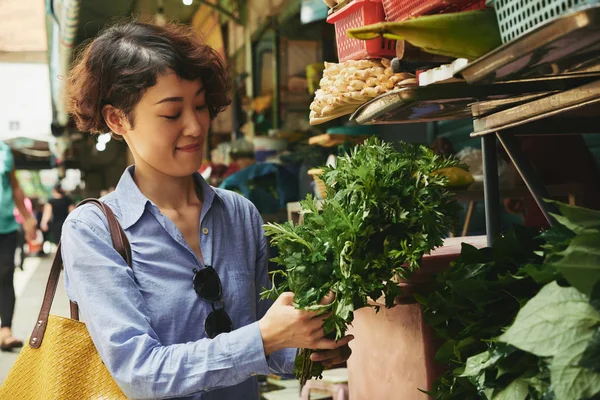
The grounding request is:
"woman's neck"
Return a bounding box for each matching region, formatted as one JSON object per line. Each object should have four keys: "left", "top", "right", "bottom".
{"left": 132, "top": 163, "right": 201, "bottom": 211}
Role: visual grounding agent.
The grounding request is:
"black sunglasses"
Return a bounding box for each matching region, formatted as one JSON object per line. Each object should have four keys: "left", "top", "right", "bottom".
{"left": 193, "top": 266, "right": 233, "bottom": 339}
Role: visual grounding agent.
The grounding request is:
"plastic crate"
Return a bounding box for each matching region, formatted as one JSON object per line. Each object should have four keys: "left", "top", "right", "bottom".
{"left": 492, "top": 0, "right": 600, "bottom": 43}
{"left": 327, "top": 0, "right": 396, "bottom": 62}
{"left": 383, "top": 0, "right": 487, "bottom": 22}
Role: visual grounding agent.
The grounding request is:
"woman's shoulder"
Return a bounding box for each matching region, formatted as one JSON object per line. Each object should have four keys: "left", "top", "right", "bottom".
{"left": 213, "top": 187, "right": 261, "bottom": 219}
{"left": 65, "top": 193, "right": 122, "bottom": 233}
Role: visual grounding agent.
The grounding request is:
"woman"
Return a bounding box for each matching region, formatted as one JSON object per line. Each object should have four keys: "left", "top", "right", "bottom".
{"left": 40, "top": 184, "right": 74, "bottom": 244}
{"left": 62, "top": 21, "right": 352, "bottom": 399}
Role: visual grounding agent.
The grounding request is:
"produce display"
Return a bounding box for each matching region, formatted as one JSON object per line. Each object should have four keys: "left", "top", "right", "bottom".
{"left": 322, "top": 0, "right": 347, "bottom": 8}
{"left": 347, "top": 9, "right": 502, "bottom": 60}
{"left": 309, "top": 59, "right": 416, "bottom": 125}
{"left": 421, "top": 202, "right": 600, "bottom": 400}
{"left": 262, "top": 138, "right": 464, "bottom": 384}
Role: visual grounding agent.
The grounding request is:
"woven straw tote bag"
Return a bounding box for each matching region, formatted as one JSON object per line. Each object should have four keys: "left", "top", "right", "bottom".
{"left": 0, "top": 199, "right": 129, "bottom": 399}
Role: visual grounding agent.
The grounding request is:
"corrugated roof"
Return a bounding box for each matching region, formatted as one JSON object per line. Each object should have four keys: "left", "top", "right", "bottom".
{"left": 0, "top": 0, "right": 47, "bottom": 52}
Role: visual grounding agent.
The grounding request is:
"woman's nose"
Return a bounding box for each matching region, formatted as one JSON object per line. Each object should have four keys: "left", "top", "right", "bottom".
{"left": 182, "top": 110, "right": 202, "bottom": 137}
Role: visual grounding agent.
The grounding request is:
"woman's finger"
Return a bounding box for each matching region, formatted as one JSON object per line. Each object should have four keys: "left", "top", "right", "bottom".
{"left": 311, "top": 345, "right": 352, "bottom": 363}
{"left": 313, "top": 334, "right": 354, "bottom": 350}
{"left": 310, "top": 348, "right": 339, "bottom": 362}
{"left": 318, "top": 291, "right": 336, "bottom": 306}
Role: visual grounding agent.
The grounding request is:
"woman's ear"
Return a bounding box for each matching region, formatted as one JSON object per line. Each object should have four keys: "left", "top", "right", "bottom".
{"left": 101, "top": 105, "right": 129, "bottom": 137}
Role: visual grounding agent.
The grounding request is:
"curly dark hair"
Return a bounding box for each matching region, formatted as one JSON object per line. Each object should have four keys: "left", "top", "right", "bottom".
{"left": 67, "top": 21, "right": 231, "bottom": 134}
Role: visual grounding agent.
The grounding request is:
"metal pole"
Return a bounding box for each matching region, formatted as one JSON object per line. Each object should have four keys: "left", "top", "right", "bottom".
{"left": 272, "top": 19, "right": 281, "bottom": 130}
{"left": 496, "top": 132, "right": 558, "bottom": 226}
{"left": 482, "top": 134, "right": 501, "bottom": 246}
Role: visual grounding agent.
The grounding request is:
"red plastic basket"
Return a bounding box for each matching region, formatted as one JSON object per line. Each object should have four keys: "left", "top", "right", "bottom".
{"left": 327, "top": 0, "right": 396, "bottom": 62}
{"left": 383, "top": 0, "right": 487, "bottom": 22}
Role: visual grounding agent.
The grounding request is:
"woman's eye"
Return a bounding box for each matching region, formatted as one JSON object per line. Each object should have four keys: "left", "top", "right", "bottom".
{"left": 196, "top": 105, "right": 207, "bottom": 111}
{"left": 163, "top": 113, "right": 181, "bottom": 120}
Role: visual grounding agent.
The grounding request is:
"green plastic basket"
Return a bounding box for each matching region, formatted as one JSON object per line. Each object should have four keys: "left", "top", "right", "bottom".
{"left": 491, "top": 0, "right": 600, "bottom": 43}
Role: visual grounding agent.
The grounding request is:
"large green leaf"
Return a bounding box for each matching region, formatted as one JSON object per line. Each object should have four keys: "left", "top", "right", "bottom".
{"left": 551, "top": 201, "right": 600, "bottom": 234}
{"left": 460, "top": 350, "right": 503, "bottom": 377}
{"left": 492, "top": 377, "right": 529, "bottom": 400}
{"left": 551, "top": 233, "right": 600, "bottom": 297}
{"left": 580, "top": 328, "right": 600, "bottom": 373}
{"left": 591, "top": 281, "right": 600, "bottom": 315}
{"left": 519, "top": 263, "right": 560, "bottom": 285}
{"left": 551, "top": 328, "right": 600, "bottom": 400}
{"left": 499, "top": 282, "right": 600, "bottom": 357}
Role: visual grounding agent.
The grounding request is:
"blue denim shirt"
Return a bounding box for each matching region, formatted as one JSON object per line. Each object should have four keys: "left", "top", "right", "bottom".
{"left": 61, "top": 166, "right": 295, "bottom": 399}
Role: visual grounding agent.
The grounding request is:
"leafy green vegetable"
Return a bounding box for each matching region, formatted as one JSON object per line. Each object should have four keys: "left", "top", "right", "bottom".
{"left": 263, "top": 138, "right": 462, "bottom": 383}
{"left": 493, "top": 376, "right": 530, "bottom": 400}
{"left": 548, "top": 234, "right": 600, "bottom": 297}
{"left": 501, "top": 282, "right": 600, "bottom": 400}
{"left": 545, "top": 202, "right": 600, "bottom": 297}
{"left": 425, "top": 201, "right": 600, "bottom": 400}
{"left": 418, "top": 226, "right": 545, "bottom": 399}
{"left": 499, "top": 282, "right": 600, "bottom": 356}
{"left": 580, "top": 328, "right": 600, "bottom": 373}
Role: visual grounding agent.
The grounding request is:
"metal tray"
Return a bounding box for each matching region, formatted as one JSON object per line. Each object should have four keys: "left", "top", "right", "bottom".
{"left": 457, "top": 5, "right": 600, "bottom": 83}
{"left": 349, "top": 75, "right": 599, "bottom": 125}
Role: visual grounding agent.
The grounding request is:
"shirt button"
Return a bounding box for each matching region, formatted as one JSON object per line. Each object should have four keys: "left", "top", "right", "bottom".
{"left": 202, "top": 227, "right": 209, "bottom": 235}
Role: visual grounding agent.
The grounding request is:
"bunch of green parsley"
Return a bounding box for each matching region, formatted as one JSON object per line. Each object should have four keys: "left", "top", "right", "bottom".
{"left": 262, "top": 137, "right": 463, "bottom": 384}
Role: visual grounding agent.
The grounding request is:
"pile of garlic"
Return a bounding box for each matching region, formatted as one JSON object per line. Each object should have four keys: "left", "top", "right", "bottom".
{"left": 309, "top": 59, "right": 416, "bottom": 125}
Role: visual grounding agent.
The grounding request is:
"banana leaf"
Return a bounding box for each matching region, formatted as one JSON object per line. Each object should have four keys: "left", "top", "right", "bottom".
{"left": 347, "top": 9, "right": 502, "bottom": 60}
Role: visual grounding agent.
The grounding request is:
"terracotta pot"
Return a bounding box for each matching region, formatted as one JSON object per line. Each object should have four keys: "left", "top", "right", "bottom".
{"left": 346, "top": 236, "right": 487, "bottom": 400}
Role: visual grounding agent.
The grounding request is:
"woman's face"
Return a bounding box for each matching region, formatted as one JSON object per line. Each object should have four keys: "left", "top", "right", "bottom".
{"left": 117, "top": 71, "right": 210, "bottom": 177}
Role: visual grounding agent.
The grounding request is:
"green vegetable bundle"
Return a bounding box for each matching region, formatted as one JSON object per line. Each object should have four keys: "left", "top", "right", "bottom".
{"left": 419, "top": 227, "right": 550, "bottom": 399}
{"left": 262, "top": 138, "right": 462, "bottom": 384}
{"left": 423, "top": 202, "right": 600, "bottom": 400}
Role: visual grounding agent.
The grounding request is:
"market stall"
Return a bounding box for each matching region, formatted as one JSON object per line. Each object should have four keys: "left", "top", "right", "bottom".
{"left": 349, "top": 4, "right": 600, "bottom": 246}
{"left": 274, "top": 1, "right": 600, "bottom": 399}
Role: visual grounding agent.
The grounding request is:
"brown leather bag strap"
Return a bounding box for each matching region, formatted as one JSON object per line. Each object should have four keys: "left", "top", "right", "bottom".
{"left": 29, "top": 199, "right": 132, "bottom": 349}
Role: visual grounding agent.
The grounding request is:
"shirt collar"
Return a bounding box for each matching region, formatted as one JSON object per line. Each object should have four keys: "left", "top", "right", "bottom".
{"left": 114, "top": 165, "right": 223, "bottom": 230}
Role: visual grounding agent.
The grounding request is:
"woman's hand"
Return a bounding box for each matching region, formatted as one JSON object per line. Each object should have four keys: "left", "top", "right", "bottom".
{"left": 258, "top": 292, "right": 354, "bottom": 356}
{"left": 310, "top": 344, "right": 352, "bottom": 368}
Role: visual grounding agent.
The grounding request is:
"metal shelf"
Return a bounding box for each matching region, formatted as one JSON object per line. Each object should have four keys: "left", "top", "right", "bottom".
{"left": 472, "top": 79, "right": 600, "bottom": 136}
{"left": 349, "top": 75, "right": 600, "bottom": 125}
{"left": 348, "top": 6, "right": 600, "bottom": 246}
{"left": 457, "top": 5, "right": 600, "bottom": 84}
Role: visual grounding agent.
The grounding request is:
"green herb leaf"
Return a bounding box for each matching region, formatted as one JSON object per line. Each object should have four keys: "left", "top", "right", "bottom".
{"left": 499, "top": 282, "right": 600, "bottom": 357}
{"left": 491, "top": 376, "right": 529, "bottom": 400}
{"left": 551, "top": 332, "right": 600, "bottom": 400}
{"left": 549, "top": 233, "right": 600, "bottom": 297}
{"left": 460, "top": 350, "right": 502, "bottom": 378}
{"left": 549, "top": 201, "right": 600, "bottom": 234}
{"left": 579, "top": 328, "right": 600, "bottom": 373}
{"left": 264, "top": 138, "right": 462, "bottom": 383}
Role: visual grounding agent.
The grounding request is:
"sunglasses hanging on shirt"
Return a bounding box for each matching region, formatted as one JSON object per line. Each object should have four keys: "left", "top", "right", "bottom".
{"left": 193, "top": 265, "right": 233, "bottom": 339}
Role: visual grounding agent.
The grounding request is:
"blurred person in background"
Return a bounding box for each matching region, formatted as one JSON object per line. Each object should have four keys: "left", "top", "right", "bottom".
{"left": 34, "top": 201, "right": 50, "bottom": 256}
{"left": 13, "top": 196, "right": 34, "bottom": 269}
{"left": 40, "top": 184, "right": 75, "bottom": 245}
{"left": 0, "top": 141, "right": 37, "bottom": 351}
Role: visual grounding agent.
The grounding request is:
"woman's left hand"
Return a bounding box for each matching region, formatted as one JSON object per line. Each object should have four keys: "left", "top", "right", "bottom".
{"left": 310, "top": 343, "right": 352, "bottom": 368}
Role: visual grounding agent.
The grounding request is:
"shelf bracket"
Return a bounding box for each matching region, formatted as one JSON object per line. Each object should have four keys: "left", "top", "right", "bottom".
{"left": 496, "top": 132, "right": 558, "bottom": 227}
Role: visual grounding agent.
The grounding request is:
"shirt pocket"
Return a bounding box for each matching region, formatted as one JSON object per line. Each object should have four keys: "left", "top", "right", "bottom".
{"left": 223, "top": 268, "right": 256, "bottom": 325}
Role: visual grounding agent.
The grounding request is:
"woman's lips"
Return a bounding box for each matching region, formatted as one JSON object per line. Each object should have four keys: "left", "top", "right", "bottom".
{"left": 176, "top": 143, "right": 201, "bottom": 153}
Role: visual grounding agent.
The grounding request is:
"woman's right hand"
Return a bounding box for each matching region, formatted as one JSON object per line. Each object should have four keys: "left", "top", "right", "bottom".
{"left": 258, "top": 292, "right": 354, "bottom": 356}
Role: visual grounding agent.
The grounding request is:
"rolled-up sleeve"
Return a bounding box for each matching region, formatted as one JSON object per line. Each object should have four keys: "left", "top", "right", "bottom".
{"left": 61, "top": 206, "right": 270, "bottom": 399}
{"left": 252, "top": 210, "right": 296, "bottom": 377}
